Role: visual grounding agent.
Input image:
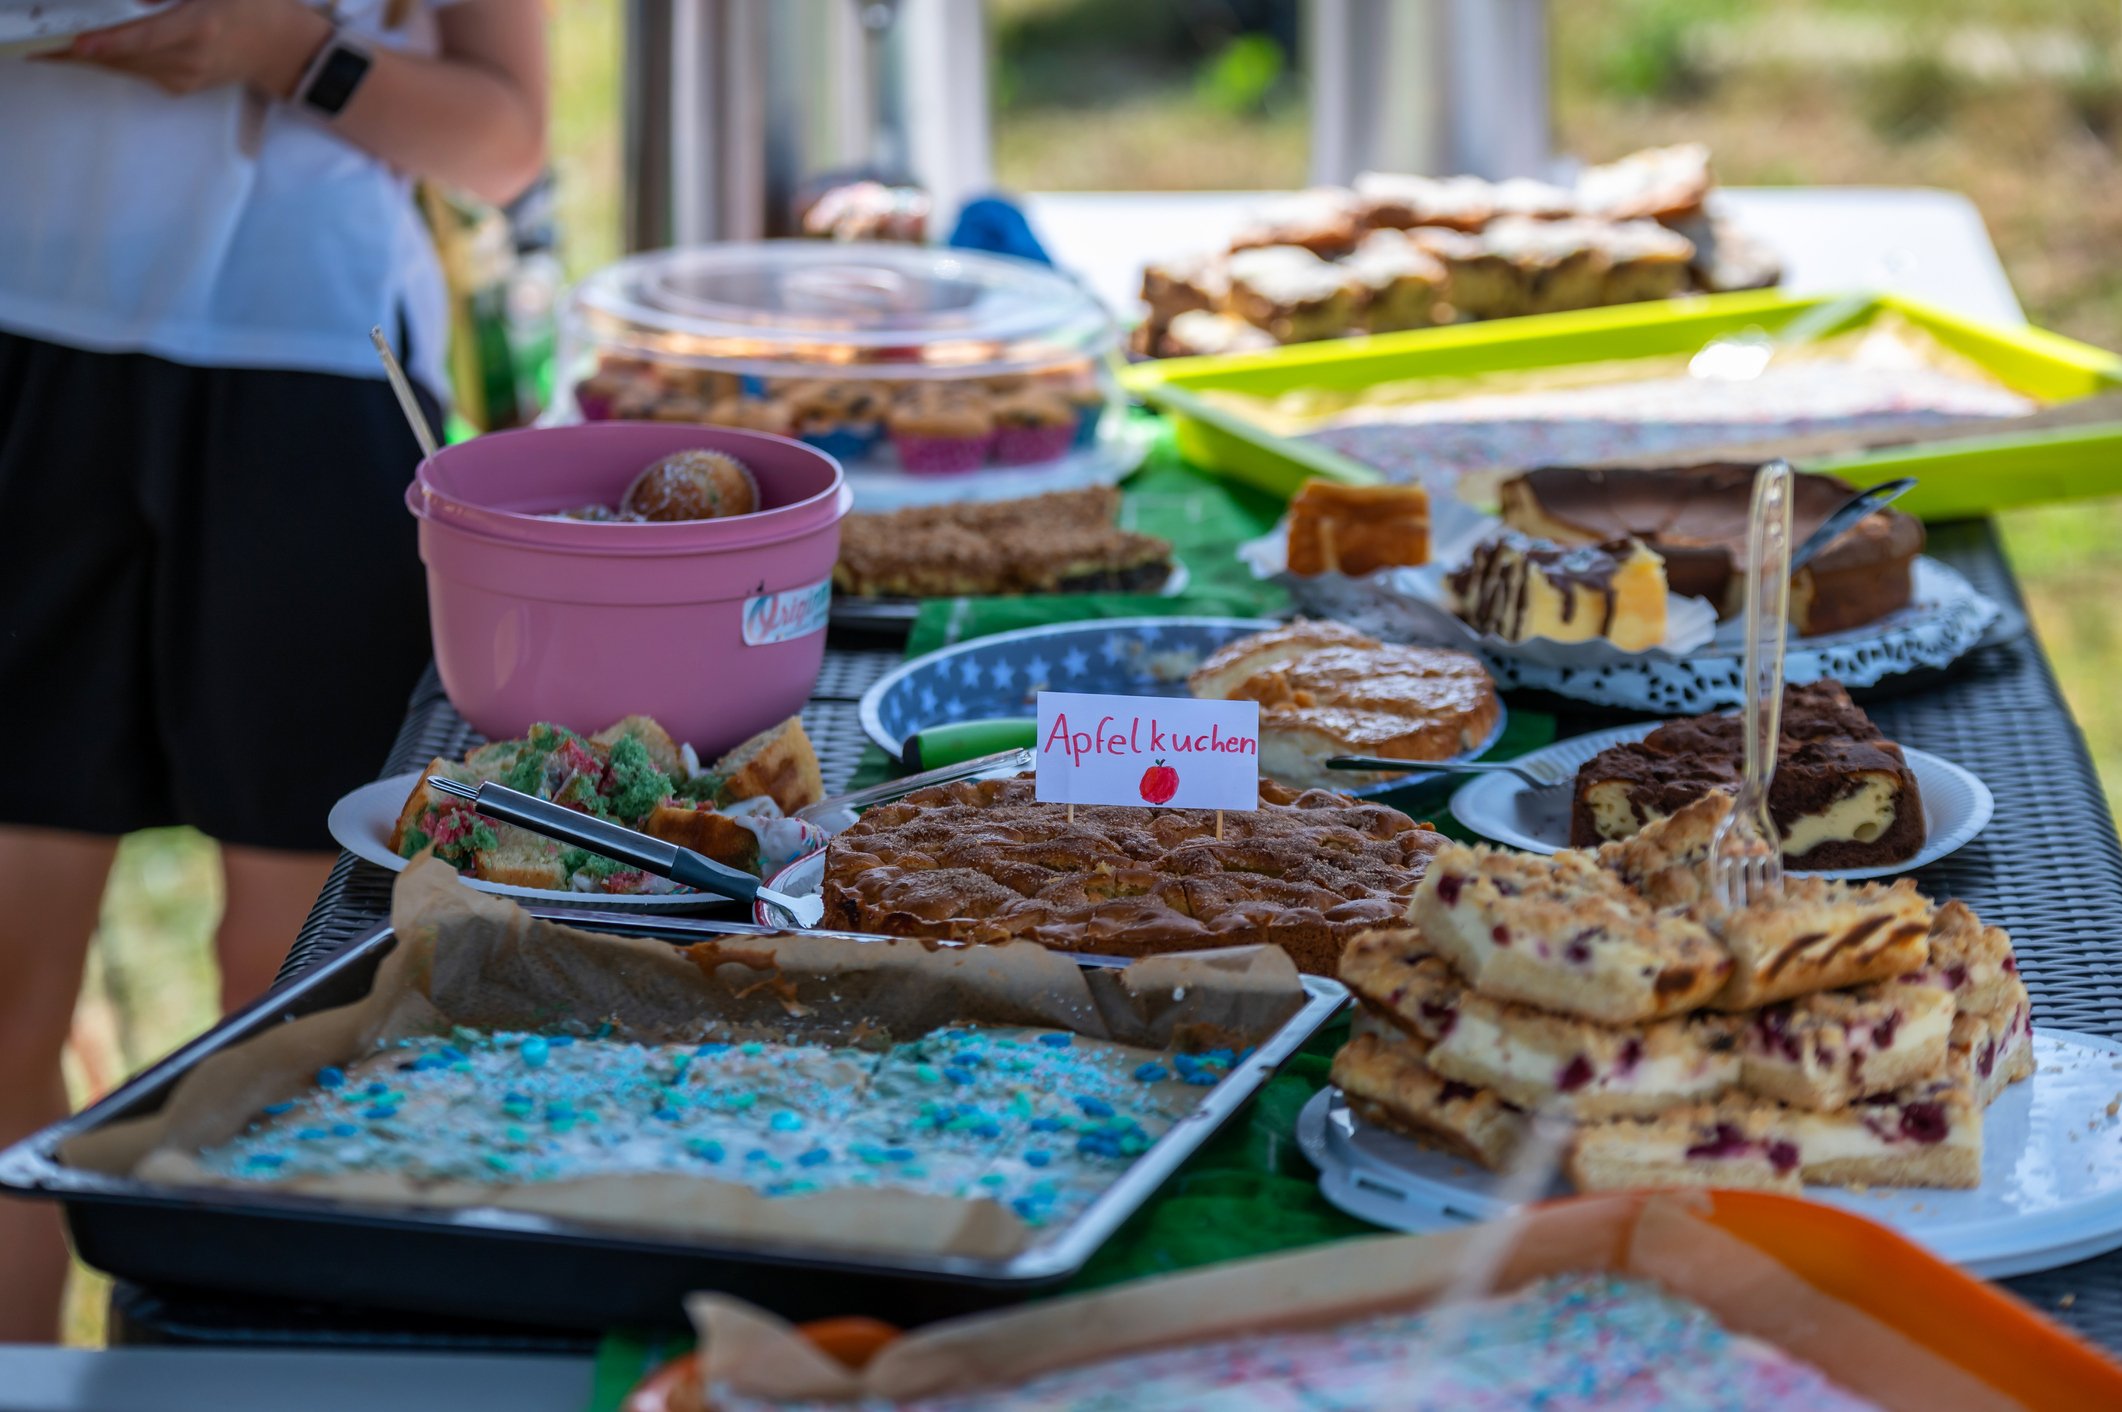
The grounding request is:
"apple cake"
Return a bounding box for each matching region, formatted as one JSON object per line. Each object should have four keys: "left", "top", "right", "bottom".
{"left": 820, "top": 776, "right": 1445, "bottom": 975}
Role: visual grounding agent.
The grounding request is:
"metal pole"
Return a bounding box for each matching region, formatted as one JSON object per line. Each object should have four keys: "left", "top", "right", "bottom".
{"left": 1307, "top": 0, "right": 1550, "bottom": 184}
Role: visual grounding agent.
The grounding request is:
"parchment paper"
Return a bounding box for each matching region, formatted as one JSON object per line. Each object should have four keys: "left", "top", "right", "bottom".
{"left": 62, "top": 857, "right": 1308, "bottom": 1260}
{"left": 687, "top": 1191, "right": 2022, "bottom": 1410}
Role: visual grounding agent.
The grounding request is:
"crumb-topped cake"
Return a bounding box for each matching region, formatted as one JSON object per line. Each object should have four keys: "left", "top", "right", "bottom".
{"left": 1572, "top": 681, "right": 1925, "bottom": 870}
{"left": 1413, "top": 843, "right": 1731, "bottom": 1023}
{"left": 832, "top": 487, "right": 1173, "bottom": 599}
{"left": 821, "top": 777, "right": 1444, "bottom": 975}
{"left": 1740, "top": 985, "right": 1955, "bottom": 1111}
{"left": 711, "top": 1273, "right": 1882, "bottom": 1411}
{"left": 1188, "top": 621, "right": 1501, "bottom": 793}
{"left": 1340, "top": 931, "right": 1739, "bottom": 1118}
{"left": 1705, "top": 875, "right": 1933, "bottom": 1011}
{"left": 1330, "top": 1024, "right": 1530, "bottom": 1170}
{"left": 200, "top": 1024, "right": 1237, "bottom": 1235}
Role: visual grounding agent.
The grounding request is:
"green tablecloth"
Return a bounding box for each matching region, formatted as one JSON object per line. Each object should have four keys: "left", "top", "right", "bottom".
{"left": 587, "top": 427, "right": 1553, "bottom": 1410}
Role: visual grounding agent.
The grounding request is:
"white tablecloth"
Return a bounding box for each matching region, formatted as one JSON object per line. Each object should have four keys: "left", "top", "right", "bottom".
{"left": 1022, "top": 186, "right": 2025, "bottom": 329}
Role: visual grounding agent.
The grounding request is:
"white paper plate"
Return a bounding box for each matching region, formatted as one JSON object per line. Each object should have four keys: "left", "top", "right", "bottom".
{"left": 1300, "top": 1029, "right": 2122, "bottom": 1278}
{"left": 1447, "top": 721, "right": 1992, "bottom": 881}
{"left": 326, "top": 772, "right": 739, "bottom": 912}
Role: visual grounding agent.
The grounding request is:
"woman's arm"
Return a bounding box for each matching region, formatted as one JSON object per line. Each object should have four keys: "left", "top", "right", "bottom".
{"left": 64, "top": 0, "right": 548, "bottom": 207}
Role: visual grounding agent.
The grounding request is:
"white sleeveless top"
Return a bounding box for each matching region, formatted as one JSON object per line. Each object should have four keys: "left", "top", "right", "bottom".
{"left": 0, "top": 0, "right": 453, "bottom": 397}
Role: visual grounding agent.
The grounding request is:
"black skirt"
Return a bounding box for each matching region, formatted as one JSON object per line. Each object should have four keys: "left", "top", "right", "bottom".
{"left": 0, "top": 328, "right": 437, "bottom": 850}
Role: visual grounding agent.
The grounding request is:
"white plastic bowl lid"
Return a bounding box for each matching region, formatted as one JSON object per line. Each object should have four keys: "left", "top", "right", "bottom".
{"left": 567, "top": 241, "right": 1118, "bottom": 379}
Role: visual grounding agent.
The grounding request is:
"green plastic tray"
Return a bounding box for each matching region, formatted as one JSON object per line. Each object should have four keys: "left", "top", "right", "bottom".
{"left": 1124, "top": 291, "right": 2122, "bottom": 521}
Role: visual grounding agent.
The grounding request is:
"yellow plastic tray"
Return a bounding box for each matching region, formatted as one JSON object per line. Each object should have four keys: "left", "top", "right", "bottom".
{"left": 1125, "top": 290, "right": 2122, "bottom": 520}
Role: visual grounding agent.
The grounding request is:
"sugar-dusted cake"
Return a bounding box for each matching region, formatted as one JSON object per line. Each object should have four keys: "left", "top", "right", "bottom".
{"left": 1223, "top": 245, "right": 1361, "bottom": 342}
{"left": 200, "top": 1024, "right": 1233, "bottom": 1234}
{"left": 1447, "top": 532, "right": 1669, "bottom": 653}
{"left": 1412, "top": 842, "right": 1731, "bottom": 1023}
{"left": 821, "top": 776, "right": 1444, "bottom": 976}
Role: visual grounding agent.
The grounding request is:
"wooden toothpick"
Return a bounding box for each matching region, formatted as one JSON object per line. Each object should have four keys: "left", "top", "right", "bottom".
{"left": 1215, "top": 809, "right": 1224, "bottom": 840}
{"left": 1067, "top": 802, "right": 1075, "bottom": 825}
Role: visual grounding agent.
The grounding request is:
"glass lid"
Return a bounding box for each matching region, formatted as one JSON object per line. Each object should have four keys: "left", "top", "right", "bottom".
{"left": 568, "top": 241, "right": 1118, "bottom": 378}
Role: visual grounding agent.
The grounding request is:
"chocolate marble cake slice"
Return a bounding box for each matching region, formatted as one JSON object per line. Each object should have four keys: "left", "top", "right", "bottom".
{"left": 1571, "top": 681, "right": 1925, "bottom": 870}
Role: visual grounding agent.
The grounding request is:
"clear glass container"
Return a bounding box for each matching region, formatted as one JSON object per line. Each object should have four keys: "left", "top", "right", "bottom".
{"left": 556, "top": 242, "right": 1127, "bottom": 487}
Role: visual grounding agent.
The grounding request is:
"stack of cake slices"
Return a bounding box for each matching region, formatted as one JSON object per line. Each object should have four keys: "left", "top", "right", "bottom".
{"left": 1331, "top": 791, "right": 2034, "bottom": 1192}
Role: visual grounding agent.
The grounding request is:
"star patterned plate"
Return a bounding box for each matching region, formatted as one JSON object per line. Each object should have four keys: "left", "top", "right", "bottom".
{"left": 858, "top": 616, "right": 1506, "bottom": 798}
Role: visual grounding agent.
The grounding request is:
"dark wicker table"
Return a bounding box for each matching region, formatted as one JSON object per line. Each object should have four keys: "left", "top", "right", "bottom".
{"left": 113, "top": 519, "right": 2122, "bottom": 1355}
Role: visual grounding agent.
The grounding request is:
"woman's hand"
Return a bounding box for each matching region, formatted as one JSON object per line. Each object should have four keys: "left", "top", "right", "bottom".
{"left": 65, "top": 0, "right": 332, "bottom": 100}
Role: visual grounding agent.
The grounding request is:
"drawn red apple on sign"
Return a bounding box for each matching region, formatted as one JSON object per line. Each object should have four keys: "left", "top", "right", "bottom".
{"left": 1139, "top": 759, "right": 1179, "bottom": 805}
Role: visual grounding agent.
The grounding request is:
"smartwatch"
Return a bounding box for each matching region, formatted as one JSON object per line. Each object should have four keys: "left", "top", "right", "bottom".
{"left": 293, "top": 28, "right": 373, "bottom": 119}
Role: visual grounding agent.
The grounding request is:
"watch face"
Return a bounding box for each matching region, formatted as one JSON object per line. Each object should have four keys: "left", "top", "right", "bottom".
{"left": 308, "top": 43, "right": 371, "bottom": 116}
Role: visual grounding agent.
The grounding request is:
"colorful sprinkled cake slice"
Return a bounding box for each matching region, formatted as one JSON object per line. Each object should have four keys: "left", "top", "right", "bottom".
{"left": 1738, "top": 985, "right": 1955, "bottom": 1112}
{"left": 1412, "top": 842, "right": 1730, "bottom": 1024}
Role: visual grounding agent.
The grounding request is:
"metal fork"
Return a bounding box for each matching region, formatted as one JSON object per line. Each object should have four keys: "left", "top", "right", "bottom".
{"left": 1709, "top": 461, "right": 1795, "bottom": 910}
{"left": 1327, "top": 754, "right": 1574, "bottom": 789}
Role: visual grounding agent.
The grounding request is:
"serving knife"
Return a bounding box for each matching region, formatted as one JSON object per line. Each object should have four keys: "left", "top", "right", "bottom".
{"left": 425, "top": 777, "right": 826, "bottom": 927}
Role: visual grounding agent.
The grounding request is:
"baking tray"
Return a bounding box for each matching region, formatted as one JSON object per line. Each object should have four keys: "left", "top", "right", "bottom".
{"left": 1125, "top": 289, "right": 2122, "bottom": 521}
{"left": 0, "top": 912, "right": 1345, "bottom": 1332}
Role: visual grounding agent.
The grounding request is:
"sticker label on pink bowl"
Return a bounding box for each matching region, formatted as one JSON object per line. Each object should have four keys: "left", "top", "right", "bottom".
{"left": 742, "top": 578, "right": 832, "bottom": 646}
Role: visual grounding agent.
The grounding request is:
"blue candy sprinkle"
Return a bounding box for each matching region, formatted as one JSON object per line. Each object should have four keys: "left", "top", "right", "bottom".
{"left": 883, "top": 1147, "right": 916, "bottom": 1163}
{"left": 504, "top": 1091, "right": 531, "bottom": 1105}
{"left": 520, "top": 1036, "right": 550, "bottom": 1069}
{"left": 943, "top": 1066, "right": 975, "bottom": 1086}
{"left": 482, "top": 1153, "right": 512, "bottom": 1174}
{"left": 1075, "top": 1096, "right": 1114, "bottom": 1118}
{"left": 975, "top": 1121, "right": 1002, "bottom": 1139}
{"left": 412, "top": 1055, "right": 445, "bottom": 1072}
{"left": 915, "top": 1064, "right": 942, "bottom": 1085}
{"left": 797, "top": 1147, "right": 832, "bottom": 1168}
{"left": 687, "top": 1139, "right": 725, "bottom": 1163}
{"left": 739, "top": 1042, "right": 765, "bottom": 1057}
{"left": 363, "top": 1105, "right": 398, "bottom": 1121}
{"left": 296, "top": 1128, "right": 329, "bottom": 1141}
{"left": 1024, "top": 1149, "right": 1052, "bottom": 1168}
{"left": 977, "top": 1172, "right": 1006, "bottom": 1187}
{"left": 1132, "top": 1062, "right": 1170, "bottom": 1083}
{"left": 262, "top": 1101, "right": 296, "bottom": 1116}
{"left": 548, "top": 1035, "right": 575, "bottom": 1048}
{"left": 769, "top": 1111, "right": 804, "bottom": 1133}
{"left": 696, "top": 1043, "right": 731, "bottom": 1057}
{"left": 365, "top": 1081, "right": 390, "bottom": 1096}
{"left": 329, "top": 1123, "right": 359, "bottom": 1138}
{"left": 439, "top": 1045, "right": 468, "bottom": 1063}
{"left": 1037, "top": 1033, "right": 1073, "bottom": 1048}
{"left": 545, "top": 1102, "right": 574, "bottom": 1121}
{"left": 244, "top": 1153, "right": 285, "bottom": 1170}
{"left": 316, "top": 1067, "right": 346, "bottom": 1090}
{"left": 1029, "top": 1117, "right": 1066, "bottom": 1133}
{"left": 653, "top": 1107, "right": 681, "bottom": 1122}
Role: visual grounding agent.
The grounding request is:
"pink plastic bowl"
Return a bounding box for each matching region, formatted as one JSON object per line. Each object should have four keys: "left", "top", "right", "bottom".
{"left": 409, "top": 423, "right": 850, "bottom": 756}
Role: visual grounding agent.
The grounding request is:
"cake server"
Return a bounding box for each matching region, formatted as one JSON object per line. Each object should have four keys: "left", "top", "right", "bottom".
{"left": 1325, "top": 754, "right": 1573, "bottom": 788}
{"left": 1786, "top": 477, "right": 1917, "bottom": 575}
{"left": 424, "top": 777, "right": 826, "bottom": 927}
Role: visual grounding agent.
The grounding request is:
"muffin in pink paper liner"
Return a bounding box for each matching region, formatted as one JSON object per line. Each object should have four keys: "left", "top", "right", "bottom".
{"left": 889, "top": 398, "right": 995, "bottom": 474}
{"left": 991, "top": 390, "right": 1079, "bottom": 465}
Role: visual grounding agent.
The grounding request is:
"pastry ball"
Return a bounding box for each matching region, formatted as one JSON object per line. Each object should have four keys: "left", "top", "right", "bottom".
{"left": 622, "top": 449, "right": 761, "bottom": 522}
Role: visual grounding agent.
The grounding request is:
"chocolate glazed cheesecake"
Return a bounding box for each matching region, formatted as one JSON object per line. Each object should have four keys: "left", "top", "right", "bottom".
{"left": 1571, "top": 681, "right": 1925, "bottom": 869}
{"left": 1499, "top": 463, "right": 1925, "bottom": 636}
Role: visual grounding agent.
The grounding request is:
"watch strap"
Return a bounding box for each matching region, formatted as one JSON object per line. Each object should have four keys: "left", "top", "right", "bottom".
{"left": 293, "top": 28, "right": 373, "bottom": 118}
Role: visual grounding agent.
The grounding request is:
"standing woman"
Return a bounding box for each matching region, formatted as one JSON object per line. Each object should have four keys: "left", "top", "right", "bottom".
{"left": 0, "top": 0, "right": 545, "bottom": 1337}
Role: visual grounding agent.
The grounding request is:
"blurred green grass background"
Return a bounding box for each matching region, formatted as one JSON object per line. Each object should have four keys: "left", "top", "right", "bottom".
{"left": 55, "top": 0, "right": 2122, "bottom": 1341}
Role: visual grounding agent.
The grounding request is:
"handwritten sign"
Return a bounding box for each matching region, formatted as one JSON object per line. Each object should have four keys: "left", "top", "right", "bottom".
{"left": 1035, "top": 692, "right": 1260, "bottom": 811}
